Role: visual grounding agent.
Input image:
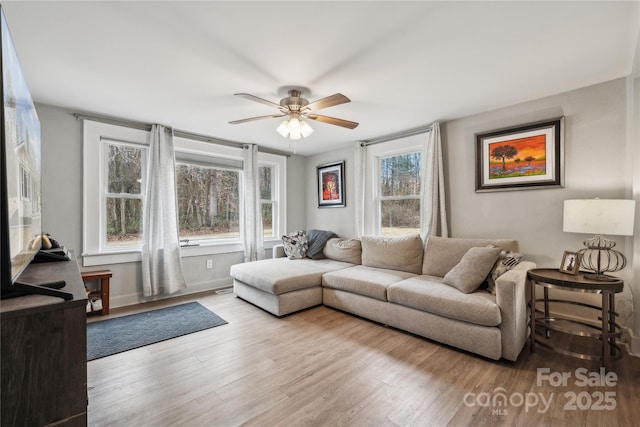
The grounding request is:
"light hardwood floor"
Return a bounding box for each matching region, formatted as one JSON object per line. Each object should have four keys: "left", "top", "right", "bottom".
{"left": 87, "top": 292, "right": 640, "bottom": 426}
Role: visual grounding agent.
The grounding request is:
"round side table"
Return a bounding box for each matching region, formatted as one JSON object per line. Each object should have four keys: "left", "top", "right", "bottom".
{"left": 528, "top": 268, "right": 623, "bottom": 368}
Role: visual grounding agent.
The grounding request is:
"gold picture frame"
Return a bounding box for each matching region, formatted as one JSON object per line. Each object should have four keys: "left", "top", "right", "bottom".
{"left": 559, "top": 251, "right": 582, "bottom": 275}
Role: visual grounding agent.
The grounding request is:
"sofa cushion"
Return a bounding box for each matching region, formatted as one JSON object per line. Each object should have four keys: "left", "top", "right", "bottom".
{"left": 443, "top": 246, "right": 503, "bottom": 293}
{"left": 387, "top": 276, "right": 502, "bottom": 326}
{"left": 230, "top": 258, "right": 354, "bottom": 295}
{"left": 422, "top": 236, "right": 519, "bottom": 276}
{"left": 322, "top": 265, "right": 417, "bottom": 301}
{"left": 282, "top": 230, "right": 308, "bottom": 259}
{"left": 485, "top": 251, "right": 524, "bottom": 294}
{"left": 323, "top": 238, "right": 362, "bottom": 264}
{"left": 361, "top": 234, "right": 423, "bottom": 274}
{"left": 306, "top": 229, "right": 338, "bottom": 260}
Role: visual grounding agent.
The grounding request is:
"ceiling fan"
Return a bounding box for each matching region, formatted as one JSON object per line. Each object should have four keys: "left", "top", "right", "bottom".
{"left": 229, "top": 89, "right": 358, "bottom": 140}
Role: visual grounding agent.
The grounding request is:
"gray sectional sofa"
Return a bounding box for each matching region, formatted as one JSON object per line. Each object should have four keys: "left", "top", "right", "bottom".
{"left": 230, "top": 235, "right": 535, "bottom": 361}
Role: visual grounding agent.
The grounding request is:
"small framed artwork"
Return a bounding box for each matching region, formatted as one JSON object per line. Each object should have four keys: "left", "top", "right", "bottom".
{"left": 560, "top": 251, "right": 582, "bottom": 275}
{"left": 317, "top": 161, "right": 345, "bottom": 208}
{"left": 475, "top": 117, "right": 564, "bottom": 192}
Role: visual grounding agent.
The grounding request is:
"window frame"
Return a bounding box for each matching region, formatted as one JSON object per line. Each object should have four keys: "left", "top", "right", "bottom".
{"left": 258, "top": 152, "right": 286, "bottom": 243}
{"left": 82, "top": 120, "right": 287, "bottom": 266}
{"left": 174, "top": 136, "right": 244, "bottom": 250}
{"left": 364, "top": 135, "right": 426, "bottom": 237}
{"left": 102, "top": 138, "right": 147, "bottom": 252}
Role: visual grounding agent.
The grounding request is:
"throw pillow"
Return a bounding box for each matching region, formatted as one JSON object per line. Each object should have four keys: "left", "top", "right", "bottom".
{"left": 443, "top": 246, "right": 503, "bottom": 294}
{"left": 323, "top": 238, "right": 362, "bottom": 264}
{"left": 281, "top": 230, "right": 308, "bottom": 260}
{"left": 485, "top": 251, "right": 524, "bottom": 294}
{"left": 306, "top": 229, "right": 338, "bottom": 260}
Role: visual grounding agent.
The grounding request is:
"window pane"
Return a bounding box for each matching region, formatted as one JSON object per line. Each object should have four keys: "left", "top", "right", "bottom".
{"left": 380, "top": 199, "right": 420, "bottom": 237}
{"left": 105, "top": 197, "right": 143, "bottom": 247}
{"left": 259, "top": 166, "right": 272, "bottom": 200}
{"left": 107, "top": 144, "right": 142, "bottom": 194}
{"left": 262, "top": 202, "right": 273, "bottom": 237}
{"left": 380, "top": 153, "right": 421, "bottom": 197}
{"left": 176, "top": 164, "right": 240, "bottom": 240}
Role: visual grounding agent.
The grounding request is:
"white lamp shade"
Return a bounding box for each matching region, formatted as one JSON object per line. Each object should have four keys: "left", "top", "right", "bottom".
{"left": 300, "top": 120, "right": 313, "bottom": 138}
{"left": 563, "top": 199, "right": 635, "bottom": 236}
{"left": 276, "top": 120, "right": 290, "bottom": 137}
{"left": 288, "top": 117, "right": 301, "bottom": 139}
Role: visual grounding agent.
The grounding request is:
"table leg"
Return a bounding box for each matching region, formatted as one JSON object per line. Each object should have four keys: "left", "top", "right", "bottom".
{"left": 543, "top": 287, "right": 550, "bottom": 338}
{"left": 530, "top": 279, "right": 536, "bottom": 353}
{"left": 602, "top": 293, "right": 610, "bottom": 368}
{"left": 608, "top": 293, "right": 616, "bottom": 357}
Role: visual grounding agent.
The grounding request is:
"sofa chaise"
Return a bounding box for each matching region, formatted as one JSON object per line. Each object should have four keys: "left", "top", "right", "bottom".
{"left": 230, "top": 235, "right": 535, "bottom": 361}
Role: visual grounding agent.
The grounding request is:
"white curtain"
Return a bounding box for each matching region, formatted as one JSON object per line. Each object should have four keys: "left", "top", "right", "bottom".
{"left": 354, "top": 141, "right": 367, "bottom": 238}
{"left": 243, "top": 144, "right": 264, "bottom": 262}
{"left": 421, "top": 122, "right": 449, "bottom": 239}
{"left": 141, "top": 124, "right": 187, "bottom": 297}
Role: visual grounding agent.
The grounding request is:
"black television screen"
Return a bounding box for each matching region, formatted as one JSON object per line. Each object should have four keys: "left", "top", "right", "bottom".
{"left": 1, "top": 6, "right": 69, "bottom": 300}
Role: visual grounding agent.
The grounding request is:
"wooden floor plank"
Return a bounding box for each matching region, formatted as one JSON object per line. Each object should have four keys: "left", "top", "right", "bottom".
{"left": 87, "top": 292, "right": 640, "bottom": 426}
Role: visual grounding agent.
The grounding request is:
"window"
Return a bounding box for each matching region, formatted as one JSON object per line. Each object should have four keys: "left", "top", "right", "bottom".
{"left": 364, "top": 134, "right": 425, "bottom": 237}
{"left": 379, "top": 152, "right": 421, "bottom": 237}
{"left": 19, "top": 164, "right": 30, "bottom": 200}
{"left": 175, "top": 163, "right": 240, "bottom": 242}
{"left": 104, "top": 141, "right": 145, "bottom": 248}
{"left": 260, "top": 165, "right": 274, "bottom": 237}
{"left": 83, "top": 120, "right": 286, "bottom": 266}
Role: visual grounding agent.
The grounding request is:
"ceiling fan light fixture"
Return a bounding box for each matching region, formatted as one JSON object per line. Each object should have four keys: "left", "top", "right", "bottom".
{"left": 300, "top": 120, "right": 314, "bottom": 138}
{"left": 276, "top": 119, "right": 290, "bottom": 137}
{"left": 289, "top": 116, "right": 301, "bottom": 132}
{"left": 289, "top": 121, "right": 302, "bottom": 140}
{"left": 232, "top": 89, "right": 357, "bottom": 141}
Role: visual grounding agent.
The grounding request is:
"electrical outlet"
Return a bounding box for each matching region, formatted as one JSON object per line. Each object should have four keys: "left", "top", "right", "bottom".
{"left": 206, "top": 259, "right": 213, "bottom": 269}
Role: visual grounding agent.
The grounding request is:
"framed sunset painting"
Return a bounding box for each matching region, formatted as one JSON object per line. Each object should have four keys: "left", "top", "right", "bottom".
{"left": 475, "top": 117, "right": 564, "bottom": 192}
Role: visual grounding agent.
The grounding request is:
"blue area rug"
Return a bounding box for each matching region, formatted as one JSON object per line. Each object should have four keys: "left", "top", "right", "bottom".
{"left": 87, "top": 302, "right": 227, "bottom": 361}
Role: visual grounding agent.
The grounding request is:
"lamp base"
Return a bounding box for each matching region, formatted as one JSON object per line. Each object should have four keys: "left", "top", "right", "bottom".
{"left": 576, "top": 234, "right": 627, "bottom": 281}
{"left": 580, "top": 272, "right": 620, "bottom": 282}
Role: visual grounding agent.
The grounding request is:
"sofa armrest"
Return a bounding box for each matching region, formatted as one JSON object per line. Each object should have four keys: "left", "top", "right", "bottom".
{"left": 272, "top": 244, "right": 285, "bottom": 259}
{"left": 495, "top": 260, "right": 536, "bottom": 361}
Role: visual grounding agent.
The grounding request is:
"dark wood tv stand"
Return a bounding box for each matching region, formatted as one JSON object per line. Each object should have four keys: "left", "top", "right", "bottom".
{"left": 0, "top": 251, "right": 88, "bottom": 426}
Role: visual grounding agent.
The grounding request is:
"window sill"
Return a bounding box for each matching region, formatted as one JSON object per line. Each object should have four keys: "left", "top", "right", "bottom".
{"left": 82, "top": 250, "right": 141, "bottom": 267}
{"left": 82, "top": 239, "right": 282, "bottom": 266}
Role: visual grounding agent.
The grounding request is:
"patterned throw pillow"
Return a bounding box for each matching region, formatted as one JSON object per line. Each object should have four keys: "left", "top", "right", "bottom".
{"left": 485, "top": 251, "right": 524, "bottom": 294}
{"left": 282, "top": 230, "right": 309, "bottom": 260}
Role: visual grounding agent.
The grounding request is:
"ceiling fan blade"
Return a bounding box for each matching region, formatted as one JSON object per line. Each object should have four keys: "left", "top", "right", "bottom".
{"left": 234, "top": 93, "right": 283, "bottom": 110}
{"left": 307, "top": 114, "right": 359, "bottom": 129}
{"left": 229, "top": 114, "right": 287, "bottom": 125}
{"left": 304, "top": 93, "right": 350, "bottom": 112}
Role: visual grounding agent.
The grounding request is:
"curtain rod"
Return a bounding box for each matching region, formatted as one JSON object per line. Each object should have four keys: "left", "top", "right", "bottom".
{"left": 360, "top": 124, "right": 433, "bottom": 147}
{"left": 72, "top": 112, "right": 291, "bottom": 157}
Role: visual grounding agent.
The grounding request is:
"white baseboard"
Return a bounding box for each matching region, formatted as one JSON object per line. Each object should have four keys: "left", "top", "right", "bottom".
{"left": 109, "top": 277, "right": 233, "bottom": 310}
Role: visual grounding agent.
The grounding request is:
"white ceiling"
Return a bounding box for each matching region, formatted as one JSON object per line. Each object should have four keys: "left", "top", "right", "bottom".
{"left": 3, "top": 1, "right": 639, "bottom": 156}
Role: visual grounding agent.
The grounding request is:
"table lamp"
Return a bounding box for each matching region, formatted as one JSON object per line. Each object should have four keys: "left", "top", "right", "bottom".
{"left": 563, "top": 199, "right": 636, "bottom": 281}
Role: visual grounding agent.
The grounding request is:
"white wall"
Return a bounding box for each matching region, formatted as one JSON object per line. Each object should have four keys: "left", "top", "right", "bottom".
{"left": 36, "top": 103, "right": 306, "bottom": 308}
{"left": 629, "top": 29, "right": 640, "bottom": 355}
{"left": 444, "top": 78, "right": 630, "bottom": 267}
{"left": 306, "top": 78, "right": 638, "bottom": 346}
{"left": 443, "top": 77, "right": 637, "bottom": 344}
{"left": 305, "top": 147, "right": 357, "bottom": 238}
